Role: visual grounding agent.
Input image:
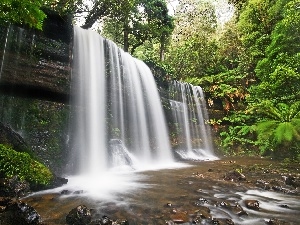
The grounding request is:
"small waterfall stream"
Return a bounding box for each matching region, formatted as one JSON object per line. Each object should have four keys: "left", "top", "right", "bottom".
{"left": 169, "top": 81, "right": 217, "bottom": 160}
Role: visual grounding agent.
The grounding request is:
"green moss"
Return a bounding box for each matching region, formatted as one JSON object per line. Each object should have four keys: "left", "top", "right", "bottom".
{"left": 0, "top": 144, "right": 53, "bottom": 185}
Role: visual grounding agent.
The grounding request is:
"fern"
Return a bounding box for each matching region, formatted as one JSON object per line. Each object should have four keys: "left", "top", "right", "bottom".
{"left": 274, "top": 122, "right": 294, "bottom": 144}
{"left": 256, "top": 120, "right": 278, "bottom": 139}
{"left": 289, "top": 101, "right": 300, "bottom": 119}
{"left": 254, "top": 101, "right": 300, "bottom": 154}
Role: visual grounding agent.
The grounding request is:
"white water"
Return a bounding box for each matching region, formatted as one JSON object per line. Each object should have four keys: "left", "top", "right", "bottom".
{"left": 71, "top": 27, "right": 107, "bottom": 176}
{"left": 169, "top": 81, "right": 217, "bottom": 160}
{"left": 70, "top": 26, "right": 175, "bottom": 178}
{"left": 66, "top": 27, "right": 219, "bottom": 199}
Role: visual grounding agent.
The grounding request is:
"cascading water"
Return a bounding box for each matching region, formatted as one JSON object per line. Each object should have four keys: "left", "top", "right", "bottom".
{"left": 169, "top": 81, "right": 217, "bottom": 160}
{"left": 70, "top": 26, "right": 174, "bottom": 179}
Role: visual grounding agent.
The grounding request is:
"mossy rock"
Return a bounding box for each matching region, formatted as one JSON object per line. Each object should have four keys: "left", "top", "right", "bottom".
{"left": 0, "top": 144, "right": 53, "bottom": 186}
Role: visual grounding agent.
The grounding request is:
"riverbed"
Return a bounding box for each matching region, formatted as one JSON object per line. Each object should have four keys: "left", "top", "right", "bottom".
{"left": 23, "top": 157, "right": 300, "bottom": 224}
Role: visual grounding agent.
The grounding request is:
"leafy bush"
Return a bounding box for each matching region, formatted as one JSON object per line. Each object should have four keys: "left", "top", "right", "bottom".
{"left": 0, "top": 144, "right": 53, "bottom": 185}
{"left": 221, "top": 101, "right": 300, "bottom": 158}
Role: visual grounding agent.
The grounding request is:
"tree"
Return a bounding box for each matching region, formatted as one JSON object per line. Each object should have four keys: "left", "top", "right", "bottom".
{"left": 0, "top": 0, "right": 47, "bottom": 29}
{"left": 81, "top": 0, "right": 174, "bottom": 54}
{"left": 252, "top": 0, "right": 300, "bottom": 103}
{"left": 165, "top": 0, "right": 219, "bottom": 80}
{"left": 219, "top": 0, "right": 300, "bottom": 158}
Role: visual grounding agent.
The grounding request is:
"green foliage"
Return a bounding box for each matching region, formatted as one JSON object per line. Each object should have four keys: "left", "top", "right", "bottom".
{"left": 0, "top": 0, "right": 47, "bottom": 30}
{"left": 217, "top": 0, "right": 300, "bottom": 159}
{"left": 248, "top": 101, "right": 300, "bottom": 154}
{"left": 100, "top": 0, "right": 174, "bottom": 54}
{"left": 165, "top": 0, "right": 220, "bottom": 80}
{"left": 252, "top": 0, "right": 300, "bottom": 103}
{"left": 220, "top": 100, "right": 300, "bottom": 156}
{"left": 44, "top": 0, "right": 84, "bottom": 15}
{"left": 219, "top": 110, "right": 260, "bottom": 155}
{"left": 0, "top": 144, "right": 53, "bottom": 185}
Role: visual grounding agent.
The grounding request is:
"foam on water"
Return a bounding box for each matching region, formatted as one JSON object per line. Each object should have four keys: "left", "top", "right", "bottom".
{"left": 176, "top": 148, "right": 219, "bottom": 161}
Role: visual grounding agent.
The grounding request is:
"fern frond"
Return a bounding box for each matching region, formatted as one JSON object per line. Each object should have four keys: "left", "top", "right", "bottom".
{"left": 256, "top": 120, "right": 278, "bottom": 141}
{"left": 277, "top": 103, "right": 290, "bottom": 121}
{"left": 291, "top": 118, "right": 300, "bottom": 128}
{"left": 274, "top": 122, "right": 294, "bottom": 144}
{"left": 259, "top": 103, "right": 284, "bottom": 121}
{"left": 256, "top": 120, "right": 278, "bottom": 133}
{"left": 289, "top": 101, "right": 300, "bottom": 119}
{"left": 237, "top": 125, "right": 255, "bottom": 136}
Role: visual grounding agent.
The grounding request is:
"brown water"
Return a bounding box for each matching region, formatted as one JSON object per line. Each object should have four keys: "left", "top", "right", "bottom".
{"left": 23, "top": 157, "right": 300, "bottom": 225}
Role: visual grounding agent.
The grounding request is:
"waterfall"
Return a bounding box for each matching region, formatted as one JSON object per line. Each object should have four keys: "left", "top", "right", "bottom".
{"left": 0, "top": 25, "right": 11, "bottom": 78}
{"left": 169, "top": 81, "right": 217, "bottom": 160}
{"left": 70, "top": 27, "right": 174, "bottom": 176}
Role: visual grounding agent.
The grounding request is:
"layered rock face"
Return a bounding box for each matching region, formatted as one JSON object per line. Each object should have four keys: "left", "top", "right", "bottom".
{"left": 0, "top": 13, "right": 73, "bottom": 175}
{"left": 0, "top": 12, "right": 72, "bottom": 103}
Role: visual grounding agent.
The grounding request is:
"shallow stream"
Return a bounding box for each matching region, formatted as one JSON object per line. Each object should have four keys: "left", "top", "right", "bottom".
{"left": 23, "top": 157, "right": 300, "bottom": 224}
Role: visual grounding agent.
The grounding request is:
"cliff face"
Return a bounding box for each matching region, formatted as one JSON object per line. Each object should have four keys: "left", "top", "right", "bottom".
{"left": 0, "top": 14, "right": 73, "bottom": 175}
{"left": 0, "top": 12, "right": 72, "bottom": 103}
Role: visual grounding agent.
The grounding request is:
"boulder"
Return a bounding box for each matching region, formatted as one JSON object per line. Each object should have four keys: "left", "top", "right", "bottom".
{"left": 266, "top": 218, "right": 289, "bottom": 225}
{"left": 90, "top": 215, "right": 129, "bottom": 225}
{"left": 224, "top": 170, "right": 246, "bottom": 181}
{"left": 284, "top": 175, "right": 300, "bottom": 187}
{"left": 2, "top": 200, "right": 41, "bottom": 225}
{"left": 212, "top": 218, "right": 235, "bottom": 225}
{"left": 0, "top": 122, "right": 30, "bottom": 153}
{"left": 244, "top": 200, "right": 259, "bottom": 210}
{"left": 0, "top": 176, "right": 30, "bottom": 198}
{"left": 66, "top": 205, "right": 92, "bottom": 225}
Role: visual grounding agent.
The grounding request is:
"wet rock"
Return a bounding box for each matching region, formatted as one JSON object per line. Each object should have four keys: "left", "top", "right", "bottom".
{"left": 165, "top": 202, "right": 173, "bottom": 207}
{"left": 212, "top": 218, "right": 235, "bottom": 225}
{"left": 216, "top": 200, "right": 248, "bottom": 217}
{"left": 217, "top": 201, "right": 229, "bottom": 207}
{"left": 199, "top": 197, "right": 209, "bottom": 204}
{"left": 0, "top": 176, "right": 30, "bottom": 197}
{"left": 195, "top": 197, "right": 208, "bottom": 205}
{"left": 0, "top": 122, "right": 30, "bottom": 153}
{"left": 195, "top": 205, "right": 211, "bottom": 219}
{"left": 244, "top": 200, "right": 259, "bottom": 210}
{"left": 0, "top": 178, "right": 9, "bottom": 197}
{"left": 256, "top": 179, "right": 271, "bottom": 190}
{"left": 93, "top": 215, "right": 112, "bottom": 225}
{"left": 66, "top": 205, "right": 92, "bottom": 225}
{"left": 90, "top": 215, "right": 129, "bottom": 225}
{"left": 9, "top": 176, "right": 30, "bottom": 197}
{"left": 2, "top": 200, "right": 41, "bottom": 225}
{"left": 278, "top": 204, "right": 289, "bottom": 208}
{"left": 284, "top": 175, "right": 300, "bottom": 187}
{"left": 272, "top": 185, "right": 299, "bottom": 195}
{"left": 266, "top": 218, "right": 290, "bottom": 225}
{"left": 224, "top": 170, "right": 246, "bottom": 181}
{"left": 0, "top": 197, "right": 11, "bottom": 212}
{"left": 48, "top": 176, "right": 68, "bottom": 189}
{"left": 61, "top": 189, "right": 72, "bottom": 195}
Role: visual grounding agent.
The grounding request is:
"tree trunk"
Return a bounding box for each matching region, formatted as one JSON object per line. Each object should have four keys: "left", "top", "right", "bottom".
{"left": 123, "top": 22, "right": 129, "bottom": 52}
{"left": 159, "top": 35, "right": 165, "bottom": 61}
{"left": 81, "top": 2, "right": 108, "bottom": 29}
